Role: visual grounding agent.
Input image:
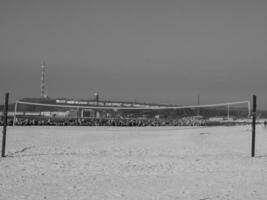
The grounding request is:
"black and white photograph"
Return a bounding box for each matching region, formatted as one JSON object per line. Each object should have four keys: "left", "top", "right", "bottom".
{"left": 1, "top": 0, "right": 267, "bottom": 199}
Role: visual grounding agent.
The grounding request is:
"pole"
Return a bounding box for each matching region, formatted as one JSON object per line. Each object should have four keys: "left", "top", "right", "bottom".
{"left": 251, "top": 95, "right": 256, "bottom": 157}
{"left": 2, "top": 93, "right": 9, "bottom": 157}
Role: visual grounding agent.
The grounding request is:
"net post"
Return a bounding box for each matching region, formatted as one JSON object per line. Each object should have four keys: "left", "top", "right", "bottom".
{"left": 2, "top": 92, "right": 9, "bottom": 157}
{"left": 251, "top": 95, "right": 257, "bottom": 157}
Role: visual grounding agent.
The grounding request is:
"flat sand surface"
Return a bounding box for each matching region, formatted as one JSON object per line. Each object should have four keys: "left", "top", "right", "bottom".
{"left": 1, "top": 125, "right": 267, "bottom": 200}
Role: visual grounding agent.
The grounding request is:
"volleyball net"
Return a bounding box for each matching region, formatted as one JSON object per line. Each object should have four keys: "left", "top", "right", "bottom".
{"left": 10, "top": 100, "right": 251, "bottom": 126}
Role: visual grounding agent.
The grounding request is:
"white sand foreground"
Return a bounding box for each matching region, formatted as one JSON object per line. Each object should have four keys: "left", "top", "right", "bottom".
{"left": 0, "top": 125, "right": 267, "bottom": 200}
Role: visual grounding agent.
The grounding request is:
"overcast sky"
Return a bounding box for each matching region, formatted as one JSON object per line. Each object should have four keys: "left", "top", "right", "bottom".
{"left": 1, "top": 0, "right": 267, "bottom": 108}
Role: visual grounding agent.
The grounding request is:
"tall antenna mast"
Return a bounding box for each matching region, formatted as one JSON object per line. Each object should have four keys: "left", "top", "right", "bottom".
{"left": 41, "top": 61, "right": 47, "bottom": 98}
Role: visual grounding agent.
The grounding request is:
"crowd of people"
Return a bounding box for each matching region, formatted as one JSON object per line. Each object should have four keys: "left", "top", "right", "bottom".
{"left": 1, "top": 117, "right": 207, "bottom": 127}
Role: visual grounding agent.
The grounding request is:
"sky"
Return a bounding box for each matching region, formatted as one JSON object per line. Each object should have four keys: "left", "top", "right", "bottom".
{"left": 0, "top": 0, "right": 267, "bottom": 108}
